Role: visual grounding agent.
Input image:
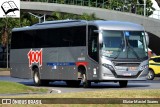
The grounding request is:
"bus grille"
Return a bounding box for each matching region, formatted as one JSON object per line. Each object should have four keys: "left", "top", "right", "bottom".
{"left": 112, "top": 62, "right": 140, "bottom": 67}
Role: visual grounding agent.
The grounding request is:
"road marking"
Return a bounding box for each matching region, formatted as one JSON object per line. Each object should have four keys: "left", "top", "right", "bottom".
{"left": 50, "top": 89, "right": 61, "bottom": 93}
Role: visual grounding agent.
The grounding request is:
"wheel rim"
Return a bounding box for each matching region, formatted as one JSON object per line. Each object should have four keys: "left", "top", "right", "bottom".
{"left": 34, "top": 72, "right": 39, "bottom": 83}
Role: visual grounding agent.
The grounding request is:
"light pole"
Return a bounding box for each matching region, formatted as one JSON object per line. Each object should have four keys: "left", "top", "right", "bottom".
{"left": 144, "top": 0, "right": 146, "bottom": 17}
{"left": 123, "top": 0, "right": 127, "bottom": 12}
{"left": 28, "top": 12, "right": 46, "bottom": 23}
{"left": 136, "top": 0, "right": 146, "bottom": 16}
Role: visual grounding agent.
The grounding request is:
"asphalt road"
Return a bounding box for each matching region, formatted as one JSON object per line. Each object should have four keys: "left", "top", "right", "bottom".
{"left": 0, "top": 75, "right": 160, "bottom": 94}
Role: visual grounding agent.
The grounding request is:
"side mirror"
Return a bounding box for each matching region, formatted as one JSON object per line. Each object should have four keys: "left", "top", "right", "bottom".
{"left": 145, "top": 32, "right": 149, "bottom": 46}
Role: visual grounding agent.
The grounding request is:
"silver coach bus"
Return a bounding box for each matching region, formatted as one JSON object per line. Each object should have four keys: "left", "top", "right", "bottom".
{"left": 10, "top": 20, "right": 149, "bottom": 88}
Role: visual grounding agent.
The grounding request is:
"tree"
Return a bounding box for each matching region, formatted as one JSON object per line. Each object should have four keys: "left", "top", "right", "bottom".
{"left": 109, "top": 0, "right": 155, "bottom": 16}
{"left": 0, "top": 18, "right": 20, "bottom": 45}
{"left": 0, "top": 12, "right": 36, "bottom": 45}
{"left": 0, "top": 18, "right": 21, "bottom": 68}
{"left": 146, "top": 0, "right": 155, "bottom": 16}
{"left": 20, "top": 12, "right": 38, "bottom": 25}
{"left": 50, "top": 11, "right": 97, "bottom": 20}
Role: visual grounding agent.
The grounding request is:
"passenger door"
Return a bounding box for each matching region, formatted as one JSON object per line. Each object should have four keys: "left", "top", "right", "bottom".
{"left": 88, "top": 26, "right": 99, "bottom": 62}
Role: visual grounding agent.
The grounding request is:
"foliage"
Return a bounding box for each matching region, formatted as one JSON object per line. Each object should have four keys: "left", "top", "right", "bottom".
{"left": 0, "top": 18, "right": 20, "bottom": 45}
{"left": 80, "top": 13, "right": 97, "bottom": 20}
{"left": 146, "top": 0, "right": 156, "bottom": 16}
{"left": 50, "top": 11, "right": 97, "bottom": 20}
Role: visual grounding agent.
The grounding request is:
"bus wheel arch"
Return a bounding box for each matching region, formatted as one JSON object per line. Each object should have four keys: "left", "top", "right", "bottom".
{"left": 32, "top": 65, "right": 39, "bottom": 71}
{"left": 78, "top": 65, "right": 86, "bottom": 75}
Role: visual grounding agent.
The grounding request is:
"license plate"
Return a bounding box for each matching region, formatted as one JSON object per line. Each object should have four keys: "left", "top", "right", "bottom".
{"left": 129, "top": 67, "right": 137, "bottom": 71}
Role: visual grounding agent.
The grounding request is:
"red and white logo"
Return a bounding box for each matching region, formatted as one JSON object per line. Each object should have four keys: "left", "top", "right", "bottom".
{"left": 27, "top": 49, "right": 43, "bottom": 67}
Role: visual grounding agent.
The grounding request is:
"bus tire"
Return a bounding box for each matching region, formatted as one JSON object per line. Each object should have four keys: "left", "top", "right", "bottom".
{"left": 33, "top": 68, "right": 49, "bottom": 86}
{"left": 66, "top": 80, "right": 81, "bottom": 87}
{"left": 119, "top": 80, "right": 128, "bottom": 88}
{"left": 33, "top": 68, "right": 41, "bottom": 86}
{"left": 82, "top": 74, "right": 91, "bottom": 88}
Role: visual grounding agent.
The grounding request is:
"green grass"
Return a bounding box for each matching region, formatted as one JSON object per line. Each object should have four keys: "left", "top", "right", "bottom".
{"left": 0, "top": 68, "right": 10, "bottom": 71}
{"left": 0, "top": 81, "right": 47, "bottom": 94}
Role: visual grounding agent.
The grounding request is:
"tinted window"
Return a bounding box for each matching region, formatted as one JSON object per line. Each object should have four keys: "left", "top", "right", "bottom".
{"left": 11, "top": 31, "right": 24, "bottom": 49}
{"left": 11, "top": 31, "right": 34, "bottom": 49}
{"left": 11, "top": 26, "right": 86, "bottom": 49}
{"left": 35, "top": 26, "right": 86, "bottom": 48}
{"left": 23, "top": 31, "right": 34, "bottom": 48}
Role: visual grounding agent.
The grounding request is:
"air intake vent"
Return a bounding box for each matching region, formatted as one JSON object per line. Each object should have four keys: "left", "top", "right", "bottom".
{"left": 113, "top": 62, "right": 140, "bottom": 67}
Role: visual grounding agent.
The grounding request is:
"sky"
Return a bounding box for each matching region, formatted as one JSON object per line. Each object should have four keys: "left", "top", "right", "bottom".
{"left": 150, "top": 0, "right": 160, "bottom": 19}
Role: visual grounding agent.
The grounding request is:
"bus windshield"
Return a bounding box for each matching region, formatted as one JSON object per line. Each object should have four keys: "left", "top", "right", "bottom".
{"left": 101, "top": 30, "right": 148, "bottom": 59}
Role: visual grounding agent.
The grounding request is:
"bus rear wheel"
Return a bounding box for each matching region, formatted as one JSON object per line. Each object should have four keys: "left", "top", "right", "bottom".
{"left": 119, "top": 80, "right": 128, "bottom": 88}
{"left": 33, "top": 69, "right": 41, "bottom": 86}
{"left": 33, "top": 68, "right": 49, "bottom": 86}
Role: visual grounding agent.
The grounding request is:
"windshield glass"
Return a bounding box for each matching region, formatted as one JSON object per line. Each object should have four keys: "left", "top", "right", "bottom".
{"left": 101, "top": 30, "right": 148, "bottom": 59}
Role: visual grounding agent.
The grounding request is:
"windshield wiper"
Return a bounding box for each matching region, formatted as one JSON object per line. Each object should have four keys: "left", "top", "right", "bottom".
{"left": 114, "top": 39, "right": 140, "bottom": 60}
{"left": 114, "top": 43, "right": 125, "bottom": 59}
{"left": 126, "top": 39, "right": 140, "bottom": 60}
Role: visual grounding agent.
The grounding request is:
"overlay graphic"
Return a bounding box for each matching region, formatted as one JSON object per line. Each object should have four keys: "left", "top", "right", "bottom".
{"left": 0, "top": 0, "right": 20, "bottom": 18}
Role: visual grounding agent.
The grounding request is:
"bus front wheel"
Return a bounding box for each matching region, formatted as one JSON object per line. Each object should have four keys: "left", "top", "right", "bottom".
{"left": 82, "top": 74, "right": 91, "bottom": 88}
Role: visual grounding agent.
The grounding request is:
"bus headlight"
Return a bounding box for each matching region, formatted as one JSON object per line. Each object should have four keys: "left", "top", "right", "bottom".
{"left": 102, "top": 63, "right": 115, "bottom": 71}
{"left": 140, "top": 65, "right": 148, "bottom": 71}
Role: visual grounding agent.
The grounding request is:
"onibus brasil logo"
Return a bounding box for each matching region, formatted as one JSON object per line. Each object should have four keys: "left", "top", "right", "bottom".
{"left": 0, "top": 0, "right": 20, "bottom": 18}
{"left": 28, "top": 49, "right": 43, "bottom": 67}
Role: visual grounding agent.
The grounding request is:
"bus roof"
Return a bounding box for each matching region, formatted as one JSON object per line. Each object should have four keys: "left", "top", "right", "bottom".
{"left": 12, "top": 20, "right": 86, "bottom": 31}
{"left": 89, "top": 20, "right": 144, "bottom": 31}
{"left": 12, "top": 20, "right": 144, "bottom": 32}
